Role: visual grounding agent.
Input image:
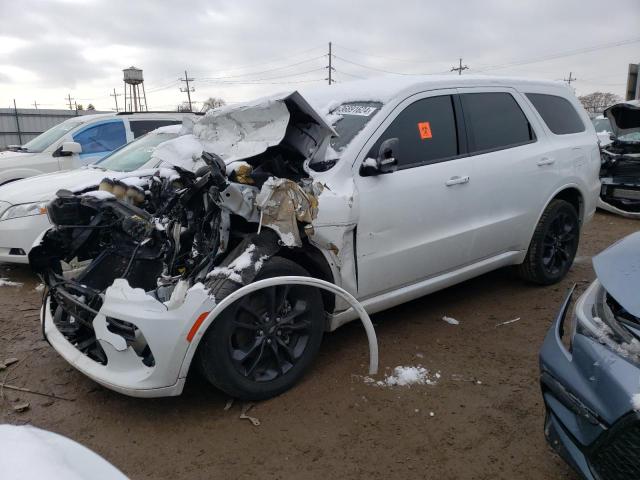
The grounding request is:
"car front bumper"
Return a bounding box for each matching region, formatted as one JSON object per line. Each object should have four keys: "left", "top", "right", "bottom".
{"left": 598, "top": 177, "right": 640, "bottom": 219}
{"left": 539, "top": 281, "right": 640, "bottom": 480}
{"left": 42, "top": 279, "right": 216, "bottom": 397}
{"left": 0, "top": 213, "right": 51, "bottom": 263}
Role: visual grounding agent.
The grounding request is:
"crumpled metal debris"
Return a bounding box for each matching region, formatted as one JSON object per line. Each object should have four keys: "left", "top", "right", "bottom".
{"left": 256, "top": 177, "right": 319, "bottom": 247}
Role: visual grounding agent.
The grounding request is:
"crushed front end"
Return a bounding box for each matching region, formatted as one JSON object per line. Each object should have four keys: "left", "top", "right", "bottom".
{"left": 30, "top": 92, "right": 341, "bottom": 397}
{"left": 598, "top": 101, "right": 640, "bottom": 218}
{"left": 539, "top": 232, "right": 640, "bottom": 479}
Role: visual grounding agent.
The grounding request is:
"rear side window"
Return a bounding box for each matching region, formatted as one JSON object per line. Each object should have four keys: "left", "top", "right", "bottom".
{"left": 368, "top": 95, "right": 459, "bottom": 168}
{"left": 461, "top": 92, "right": 535, "bottom": 154}
{"left": 73, "top": 121, "right": 126, "bottom": 154}
{"left": 526, "top": 93, "right": 585, "bottom": 135}
{"left": 129, "top": 120, "right": 181, "bottom": 138}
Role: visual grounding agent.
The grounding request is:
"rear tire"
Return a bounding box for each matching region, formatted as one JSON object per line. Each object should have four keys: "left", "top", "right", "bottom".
{"left": 197, "top": 257, "right": 325, "bottom": 400}
{"left": 518, "top": 199, "right": 580, "bottom": 285}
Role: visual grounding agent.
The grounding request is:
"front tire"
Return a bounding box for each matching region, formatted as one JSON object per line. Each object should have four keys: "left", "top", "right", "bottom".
{"left": 197, "top": 257, "right": 325, "bottom": 400}
{"left": 518, "top": 199, "right": 580, "bottom": 285}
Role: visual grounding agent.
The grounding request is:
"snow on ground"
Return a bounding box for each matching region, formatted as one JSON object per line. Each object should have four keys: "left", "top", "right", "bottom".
{"left": 442, "top": 316, "right": 459, "bottom": 325}
{"left": 0, "top": 278, "right": 22, "bottom": 287}
{"left": 365, "top": 366, "right": 441, "bottom": 387}
{"left": 35, "top": 283, "right": 45, "bottom": 292}
{"left": 632, "top": 394, "right": 640, "bottom": 411}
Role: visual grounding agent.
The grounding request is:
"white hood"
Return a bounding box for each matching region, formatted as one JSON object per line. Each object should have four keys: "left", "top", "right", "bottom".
{"left": 0, "top": 150, "right": 36, "bottom": 165}
{"left": 0, "top": 168, "right": 108, "bottom": 205}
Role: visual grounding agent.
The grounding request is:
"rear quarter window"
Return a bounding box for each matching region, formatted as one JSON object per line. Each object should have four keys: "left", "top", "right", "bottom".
{"left": 525, "top": 93, "right": 585, "bottom": 135}
{"left": 460, "top": 92, "right": 535, "bottom": 154}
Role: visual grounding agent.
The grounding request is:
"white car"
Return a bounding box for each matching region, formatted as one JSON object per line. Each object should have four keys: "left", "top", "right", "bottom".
{"left": 0, "top": 112, "right": 192, "bottom": 186}
{"left": 31, "top": 76, "right": 601, "bottom": 400}
{"left": 0, "top": 125, "right": 195, "bottom": 263}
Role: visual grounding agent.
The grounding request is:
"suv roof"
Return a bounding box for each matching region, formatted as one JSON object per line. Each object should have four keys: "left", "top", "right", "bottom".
{"left": 301, "top": 74, "right": 574, "bottom": 111}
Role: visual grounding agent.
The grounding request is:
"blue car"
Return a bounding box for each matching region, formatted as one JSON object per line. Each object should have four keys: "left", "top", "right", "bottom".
{"left": 540, "top": 232, "right": 640, "bottom": 479}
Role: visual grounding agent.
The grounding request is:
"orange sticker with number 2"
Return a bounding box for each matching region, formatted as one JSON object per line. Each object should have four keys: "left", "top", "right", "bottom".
{"left": 418, "top": 122, "right": 432, "bottom": 139}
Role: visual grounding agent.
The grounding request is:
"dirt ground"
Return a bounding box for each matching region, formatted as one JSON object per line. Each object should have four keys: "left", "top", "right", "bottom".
{"left": 0, "top": 211, "right": 637, "bottom": 479}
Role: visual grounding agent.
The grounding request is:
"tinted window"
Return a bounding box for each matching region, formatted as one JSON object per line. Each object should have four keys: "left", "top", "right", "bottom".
{"left": 130, "top": 120, "right": 181, "bottom": 138}
{"left": 461, "top": 93, "right": 534, "bottom": 153}
{"left": 369, "top": 95, "right": 458, "bottom": 168}
{"left": 526, "top": 93, "right": 585, "bottom": 135}
{"left": 73, "top": 121, "right": 126, "bottom": 154}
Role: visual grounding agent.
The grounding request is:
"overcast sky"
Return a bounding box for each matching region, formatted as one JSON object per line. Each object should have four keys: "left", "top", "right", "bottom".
{"left": 1, "top": 0, "right": 638, "bottom": 111}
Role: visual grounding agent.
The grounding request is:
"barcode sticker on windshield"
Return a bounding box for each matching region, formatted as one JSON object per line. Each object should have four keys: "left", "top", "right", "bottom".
{"left": 334, "top": 105, "right": 377, "bottom": 116}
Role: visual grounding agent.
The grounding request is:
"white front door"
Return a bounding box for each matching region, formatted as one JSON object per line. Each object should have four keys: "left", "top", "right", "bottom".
{"left": 353, "top": 91, "right": 477, "bottom": 299}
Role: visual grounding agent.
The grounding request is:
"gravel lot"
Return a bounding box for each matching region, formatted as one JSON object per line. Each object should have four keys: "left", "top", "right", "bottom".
{"left": 0, "top": 211, "right": 637, "bottom": 479}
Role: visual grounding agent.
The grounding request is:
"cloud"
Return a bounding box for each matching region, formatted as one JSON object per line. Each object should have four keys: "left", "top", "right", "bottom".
{"left": 1, "top": 0, "right": 639, "bottom": 109}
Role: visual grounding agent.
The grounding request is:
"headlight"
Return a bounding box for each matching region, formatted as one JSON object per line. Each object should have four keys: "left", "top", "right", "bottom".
{"left": 0, "top": 202, "right": 48, "bottom": 221}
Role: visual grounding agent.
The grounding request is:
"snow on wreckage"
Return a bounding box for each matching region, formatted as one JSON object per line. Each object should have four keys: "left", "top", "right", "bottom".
{"left": 30, "top": 91, "right": 378, "bottom": 400}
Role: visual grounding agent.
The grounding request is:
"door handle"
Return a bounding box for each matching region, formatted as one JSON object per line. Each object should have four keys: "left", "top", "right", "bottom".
{"left": 537, "top": 157, "right": 555, "bottom": 166}
{"left": 445, "top": 175, "right": 470, "bottom": 186}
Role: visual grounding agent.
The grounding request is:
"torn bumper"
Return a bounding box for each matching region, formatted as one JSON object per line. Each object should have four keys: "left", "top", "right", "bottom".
{"left": 597, "top": 178, "right": 640, "bottom": 218}
{"left": 43, "top": 280, "right": 215, "bottom": 397}
{"left": 539, "top": 282, "right": 640, "bottom": 480}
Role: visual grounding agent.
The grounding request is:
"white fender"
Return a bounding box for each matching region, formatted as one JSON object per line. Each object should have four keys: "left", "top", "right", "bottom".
{"left": 179, "top": 275, "right": 379, "bottom": 377}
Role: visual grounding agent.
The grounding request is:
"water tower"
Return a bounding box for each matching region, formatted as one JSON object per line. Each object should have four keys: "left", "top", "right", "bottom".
{"left": 123, "top": 66, "right": 148, "bottom": 112}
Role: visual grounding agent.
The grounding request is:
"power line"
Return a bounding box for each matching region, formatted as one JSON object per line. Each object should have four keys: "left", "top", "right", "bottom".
{"left": 332, "top": 54, "right": 429, "bottom": 76}
{"left": 332, "top": 43, "right": 440, "bottom": 65}
{"left": 199, "top": 67, "right": 326, "bottom": 85}
{"left": 193, "top": 45, "right": 325, "bottom": 76}
{"left": 473, "top": 36, "right": 640, "bottom": 73}
{"left": 110, "top": 88, "right": 121, "bottom": 112}
{"left": 198, "top": 55, "right": 325, "bottom": 81}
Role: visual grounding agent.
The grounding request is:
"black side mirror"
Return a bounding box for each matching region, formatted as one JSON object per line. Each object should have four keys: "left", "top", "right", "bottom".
{"left": 360, "top": 138, "right": 399, "bottom": 176}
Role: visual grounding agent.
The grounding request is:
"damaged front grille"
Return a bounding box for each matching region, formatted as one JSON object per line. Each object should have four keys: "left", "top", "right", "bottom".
{"left": 589, "top": 414, "right": 640, "bottom": 480}
{"left": 51, "top": 284, "right": 107, "bottom": 365}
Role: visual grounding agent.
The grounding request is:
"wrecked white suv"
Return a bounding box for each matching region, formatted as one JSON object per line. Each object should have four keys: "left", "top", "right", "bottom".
{"left": 31, "top": 76, "right": 600, "bottom": 400}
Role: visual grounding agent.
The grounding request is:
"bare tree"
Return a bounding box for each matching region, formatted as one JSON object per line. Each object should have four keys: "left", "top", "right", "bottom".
{"left": 201, "top": 97, "right": 226, "bottom": 112}
{"left": 578, "top": 92, "right": 622, "bottom": 115}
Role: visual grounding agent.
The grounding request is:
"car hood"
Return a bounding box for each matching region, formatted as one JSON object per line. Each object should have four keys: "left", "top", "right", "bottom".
{"left": 0, "top": 168, "right": 109, "bottom": 204}
{"left": 593, "top": 231, "right": 640, "bottom": 318}
{"left": 0, "top": 150, "right": 37, "bottom": 165}
{"left": 604, "top": 101, "right": 640, "bottom": 142}
{"left": 187, "top": 91, "right": 336, "bottom": 164}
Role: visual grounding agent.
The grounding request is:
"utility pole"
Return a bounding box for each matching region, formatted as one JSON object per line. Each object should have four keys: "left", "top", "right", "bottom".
{"left": 33, "top": 101, "right": 39, "bottom": 110}
{"left": 451, "top": 58, "right": 469, "bottom": 75}
{"left": 564, "top": 72, "right": 577, "bottom": 85}
{"left": 66, "top": 93, "right": 74, "bottom": 110}
{"left": 327, "top": 42, "right": 335, "bottom": 85}
{"left": 110, "top": 88, "right": 121, "bottom": 112}
{"left": 179, "top": 70, "right": 195, "bottom": 111}
{"left": 13, "top": 99, "right": 22, "bottom": 145}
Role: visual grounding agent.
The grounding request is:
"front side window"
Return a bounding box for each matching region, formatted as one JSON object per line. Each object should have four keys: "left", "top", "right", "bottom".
{"left": 526, "top": 93, "right": 585, "bottom": 135}
{"left": 130, "top": 120, "right": 181, "bottom": 138}
{"left": 368, "top": 95, "right": 459, "bottom": 168}
{"left": 73, "top": 121, "right": 126, "bottom": 155}
{"left": 461, "top": 92, "right": 535, "bottom": 154}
